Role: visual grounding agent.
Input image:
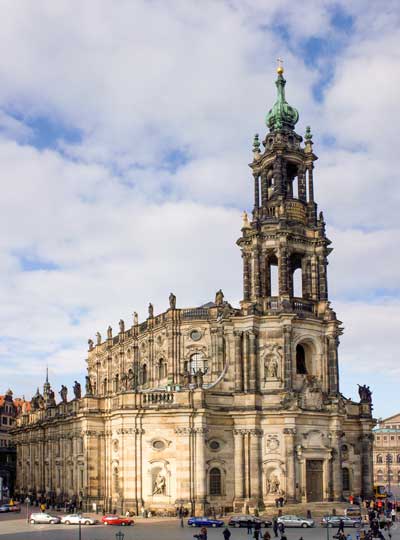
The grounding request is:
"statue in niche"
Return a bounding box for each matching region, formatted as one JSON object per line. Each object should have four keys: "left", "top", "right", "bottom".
{"left": 148, "top": 303, "right": 154, "bottom": 318}
{"left": 153, "top": 473, "right": 166, "bottom": 495}
{"left": 119, "top": 319, "right": 125, "bottom": 333}
{"left": 73, "top": 380, "right": 82, "bottom": 400}
{"left": 88, "top": 338, "right": 94, "bottom": 351}
{"left": 195, "top": 368, "right": 204, "bottom": 388}
{"left": 59, "top": 385, "right": 68, "bottom": 403}
{"left": 267, "top": 474, "right": 281, "bottom": 495}
{"left": 85, "top": 376, "right": 93, "bottom": 396}
{"left": 215, "top": 289, "right": 224, "bottom": 306}
{"left": 265, "top": 356, "right": 279, "bottom": 379}
{"left": 128, "top": 370, "right": 137, "bottom": 390}
{"left": 96, "top": 332, "right": 102, "bottom": 345}
{"left": 120, "top": 373, "right": 128, "bottom": 391}
{"left": 169, "top": 292, "right": 176, "bottom": 310}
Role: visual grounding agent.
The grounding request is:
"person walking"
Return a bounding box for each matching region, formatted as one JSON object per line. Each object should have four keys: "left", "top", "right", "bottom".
{"left": 263, "top": 530, "right": 271, "bottom": 540}
{"left": 200, "top": 526, "right": 208, "bottom": 540}
{"left": 253, "top": 528, "right": 260, "bottom": 540}
{"left": 338, "top": 518, "right": 345, "bottom": 534}
{"left": 247, "top": 519, "right": 253, "bottom": 535}
{"left": 278, "top": 521, "right": 285, "bottom": 536}
{"left": 273, "top": 518, "right": 279, "bottom": 538}
{"left": 223, "top": 527, "right": 231, "bottom": 540}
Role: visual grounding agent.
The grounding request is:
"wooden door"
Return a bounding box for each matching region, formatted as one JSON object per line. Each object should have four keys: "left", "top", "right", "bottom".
{"left": 306, "top": 459, "right": 323, "bottom": 501}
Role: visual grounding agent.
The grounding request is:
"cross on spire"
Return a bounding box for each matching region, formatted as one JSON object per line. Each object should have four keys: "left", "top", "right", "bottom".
{"left": 276, "top": 58, "right": 283, "bottom": 69}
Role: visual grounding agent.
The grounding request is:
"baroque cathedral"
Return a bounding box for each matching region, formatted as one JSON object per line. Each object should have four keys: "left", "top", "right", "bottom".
{"left": 13, "top": 66, "right": 374, "bottom": 514}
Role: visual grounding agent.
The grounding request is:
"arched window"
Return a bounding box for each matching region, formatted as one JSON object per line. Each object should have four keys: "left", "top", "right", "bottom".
{"left": 376, "top": 454, "right": 383, "bottom": 464}
{"left": 293, "top": 268, "right": 302, "bottom": 297}
{"left": 209, "top": 467, "right": 222, "bottom": 496}
{"left": 296, "top": 344, "right": 307, "bottom": 374}
{"left": 342, "top": 468, "right": 350, "bottom": 491}
{"left": 102, "top": 378, "right": 108, "bottom": 395}
{"left": 186, "top": 352, "right": 207, "bottom": 374}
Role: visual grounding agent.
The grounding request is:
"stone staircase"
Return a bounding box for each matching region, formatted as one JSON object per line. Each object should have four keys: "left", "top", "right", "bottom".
{"left": 260, "top": 502, "right": 359, "bottom": 518}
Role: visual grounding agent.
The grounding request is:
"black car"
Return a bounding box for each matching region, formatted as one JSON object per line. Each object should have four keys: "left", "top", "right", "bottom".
{"left": 228, "top": 515, "right": 272, "bottom": 528}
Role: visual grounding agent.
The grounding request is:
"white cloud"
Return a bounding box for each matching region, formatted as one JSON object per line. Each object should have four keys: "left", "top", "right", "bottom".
{"left": 0, "top": 1, "right": 398, "bottom": 416}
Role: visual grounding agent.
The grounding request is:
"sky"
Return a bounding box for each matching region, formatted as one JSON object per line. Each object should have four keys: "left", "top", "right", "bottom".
{"left": 0, "top": 0, "right": 399, "bottom": 419}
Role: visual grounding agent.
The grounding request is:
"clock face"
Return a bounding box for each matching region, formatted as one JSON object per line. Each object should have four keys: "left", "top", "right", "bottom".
{"left": 190, "top": 330, "right": 202, "bottom": 341}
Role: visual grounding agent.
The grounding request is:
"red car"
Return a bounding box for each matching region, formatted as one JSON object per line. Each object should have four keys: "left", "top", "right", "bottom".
{"left": 101, "top": 515, "right": 134, "bottom": 526}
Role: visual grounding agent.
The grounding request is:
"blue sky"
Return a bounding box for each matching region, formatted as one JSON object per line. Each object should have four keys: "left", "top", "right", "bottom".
{"left": 0, "top": 0, "right": 399, "bottom": 418}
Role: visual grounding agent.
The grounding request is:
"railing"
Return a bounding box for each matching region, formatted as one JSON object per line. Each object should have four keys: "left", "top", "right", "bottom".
{"left": 292, "top": 298, "right": 314, "bottom": 313}
{"left": 142, "top": 392, "right": 174, "bottom": 405}
{"left": 181, "top": 308, "right": 209, "bottom": 320}
{"left": 265, "top": 297, "right": 315, "bottom": 315}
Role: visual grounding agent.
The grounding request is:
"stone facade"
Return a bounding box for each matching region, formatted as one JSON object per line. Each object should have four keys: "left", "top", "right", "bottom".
{"left": 13, "top": 68, "right": 374, "bottom": 514}
{"left": 373, "top": 414, "right": 400, "bottom": 492}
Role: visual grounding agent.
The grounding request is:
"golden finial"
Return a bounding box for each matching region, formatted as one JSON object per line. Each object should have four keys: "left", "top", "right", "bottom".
{"left": 276, "top": 57, "right": 284, "bottom": 75}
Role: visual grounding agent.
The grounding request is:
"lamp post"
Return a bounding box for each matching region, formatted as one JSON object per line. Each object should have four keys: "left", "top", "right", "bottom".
{"left": 78, "top": 519, "right": 81, "bottom": 540}
{"left": 25, "top": 496, "right": 30, "bottom": 523}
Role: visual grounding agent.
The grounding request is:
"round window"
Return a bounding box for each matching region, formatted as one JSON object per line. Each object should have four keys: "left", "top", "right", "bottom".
{"left": 153, "top": 440, "right": 166, "bottom": 451}
{"left": 190, "top": 330, "right": 202, "bottom": 341}
{"left": 209, "top": 440, "right": 220, "bottom": 451}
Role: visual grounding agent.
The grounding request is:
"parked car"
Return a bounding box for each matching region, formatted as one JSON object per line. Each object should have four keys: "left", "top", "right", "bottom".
{"left": 277, "top": 515, "right": 315, "bottom": 528}
{"left": 228, "top": 515, "right": 272, "bottom": 528}
{"left": 7, "top": 503, "right": 21, "bottom": 512}
{"left": 321, "top": 516, "right": 362, "bottom": 528}
{"left": 29, "top": 512, "right": 61, "bottom": 524}
{"left": 0, "top": 505, "right": 10, "bottom": 513}
{"left": 345, "top": 507, "right": 362, "bottom": 518}
{"left": 61, "top": 514, "right": 97, "bottom": 525}
{"left": 188, "top": 517, "right": 225, "bottom": 528}
{"left": 101, "top": 515, "right": 134, "bottom": 526}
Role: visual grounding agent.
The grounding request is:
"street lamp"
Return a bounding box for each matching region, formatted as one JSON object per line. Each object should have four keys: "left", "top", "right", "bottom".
{"left": 24, "top": 496, "right": 30, "bottom": 523}
{"left": 115, "top": 532, "right": 125, "bottom": 540}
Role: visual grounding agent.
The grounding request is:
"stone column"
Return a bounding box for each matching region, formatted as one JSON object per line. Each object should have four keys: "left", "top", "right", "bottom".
{"left": 254, "top": 174, "right": 260, "bottom": 211}
{"left": 243, "top": 333, "right": 249, "bottom": 392}
{"left": 248, "top": 331, "right": 257, "bottom": 392}
{"left": 249, "top": 430, "right": 263, "bottom": 508}
{"left": 283, "top": 428, "right": 297, "bottom": 502}
{"left": 253, "top": 249, "right": 261, "bottom": 299}
{"left": 327, "top": 336, "right": 339, "bottom": 394}
{"left": 278, "top": 246, "right": 289, "bottom": 296}
{"left": 318, "top": 255, "right": 328, "bottom": 301}
{"left": 242, "top": 254, "right": 250, "bottom": 302}
{"left": 233, "top": 430, "right": 245, "bottom": 510}
{"left": 194, "top": 427, "right": 208, "bottom": 514}
{"left": 360, "top": 434, "right": 374, "bottom": 499}
{"left": 310, "top": 255, "right": 319, "bottom": 300}
{"left": 307, "top": 165, "right": 314, "bottom": 202}
{"left": 261, "top": 172, "right": 268, "bottom": 208}
{"left": 274, "top": 156, "right": 283, "bottom": 196}
{"left": 298, "top": 166, "right": 307, "bottom": 202}
{"left": 283, "top": 325, "right": 292, "bottom": 390}
{"left": 234, "top": 331, "right": 243, "bottom": 392}
{"left": 330, "top": 432, "right": 343, "bottom": 501}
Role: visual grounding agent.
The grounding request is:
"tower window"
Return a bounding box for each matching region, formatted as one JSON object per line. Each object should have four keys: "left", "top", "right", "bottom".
{"left": 209, "top": 467, "right": 222, "bottom": 496}
{"left": 296, "top": 344, "right": 307, "bottom": 374}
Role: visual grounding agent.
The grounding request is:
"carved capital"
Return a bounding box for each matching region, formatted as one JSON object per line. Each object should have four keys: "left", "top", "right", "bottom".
{"left": 174, "top": 427, "right": 194, "bottom": 435}
{"left": 283, "top": 428, "right": 296, "bottom": 436}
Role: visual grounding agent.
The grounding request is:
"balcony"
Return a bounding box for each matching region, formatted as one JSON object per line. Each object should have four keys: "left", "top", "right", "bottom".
{"left": 265, "top": 297, "right": 315, "bottom": 315}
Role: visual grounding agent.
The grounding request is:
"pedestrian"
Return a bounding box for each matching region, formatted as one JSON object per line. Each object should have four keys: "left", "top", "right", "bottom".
{"left": 278, "top": 522, "right": 285, "bottom": 535}
{"left": 223, "top": 527, "right": 232, "bottom": 540}
{"left": 391, "top": 508, "right": 396, "bottom": 522}
{"left": 247, "top": 519, "right": 253, "bottom": 534}
{"left": 253, "top": 529, "right": 260, "bottom": 540}
{"left": 200, "top": 526, "right": 208, "bottom": 540}
{"left": 338, "top": 519, "right": 345, "bottom": 533}
{"left": 263, "top": 530, "right": 271, "bottom": 540}
{"left": 273, "top": 518, "right": 279, "bottom": 538}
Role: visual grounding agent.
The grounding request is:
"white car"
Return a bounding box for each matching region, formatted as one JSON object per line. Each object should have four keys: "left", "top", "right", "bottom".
{"left": 277, "top": 515, "right": 315, "bottom": 528}
{"left": 30, "top": 512, "right": 61, "bottom": 524}
{"left": 61, "top": 514, "right": 97, "bottom": 525}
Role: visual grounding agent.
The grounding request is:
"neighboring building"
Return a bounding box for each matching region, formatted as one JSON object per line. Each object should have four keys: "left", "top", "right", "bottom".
{"left": 13, "top": 67, "right": 374, "bottom": 514}
{"left": 0, "top": 390, "right": 29, "bottom": 498}
{"left": 373, "top": 414, "right": 400, "bottom": 491}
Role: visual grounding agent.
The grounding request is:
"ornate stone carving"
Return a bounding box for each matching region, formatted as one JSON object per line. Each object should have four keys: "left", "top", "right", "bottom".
{"left": 266, "top": 434, "right": 280, "bottom": 451}
{"left": 169, "top": 292, "right": 176, "bottom": 309}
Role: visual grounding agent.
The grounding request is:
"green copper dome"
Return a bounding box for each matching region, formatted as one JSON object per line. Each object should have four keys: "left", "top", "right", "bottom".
{"left": 266, "top": 71, "right": 299, "bottom": 131}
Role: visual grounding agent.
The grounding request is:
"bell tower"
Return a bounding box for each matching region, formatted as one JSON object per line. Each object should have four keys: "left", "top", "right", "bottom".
{"left": 238, "top": 64, "right": 331, "bottom": 315}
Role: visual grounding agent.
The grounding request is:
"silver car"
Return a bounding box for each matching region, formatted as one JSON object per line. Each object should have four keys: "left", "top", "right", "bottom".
{"left": 30, "top": 512, "right": 61, "bottom": 524}
{"left": 277, "top": 515, "right": 315, "bottom": 528}
{"left": 61, "top": 514, "right": 97, "bottom": 525}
